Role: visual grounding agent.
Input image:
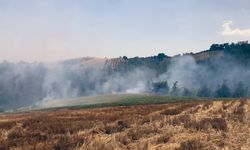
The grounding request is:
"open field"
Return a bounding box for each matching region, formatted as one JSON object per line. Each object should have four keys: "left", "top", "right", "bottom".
{"left": 29, "top": 94, "right": 214, "bottom": 111}
{"left": 0, "top": 96, "right": 249, "bottom": 150}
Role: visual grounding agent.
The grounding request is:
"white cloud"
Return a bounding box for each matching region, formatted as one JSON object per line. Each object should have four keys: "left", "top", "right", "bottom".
{"left": 221, "top": 20, "right": 250, "bottom": 36}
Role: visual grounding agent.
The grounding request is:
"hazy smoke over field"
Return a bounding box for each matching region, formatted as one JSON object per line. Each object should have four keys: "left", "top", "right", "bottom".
{"left": 164, "top": 55, "right": 250, "bottom": 90}
{"left": 159, "top": 56, "right": 201, "bottom": 89}
{"left": 155, "top": 55, "right": 250, "bottom": 98}
{"left": 0, "top": 54, "right": 250, "bottom": 111}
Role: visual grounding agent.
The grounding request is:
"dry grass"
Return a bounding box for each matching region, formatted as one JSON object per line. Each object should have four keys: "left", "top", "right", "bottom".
{"left": 0, "top": 99, "right": 249, "bottom": 150}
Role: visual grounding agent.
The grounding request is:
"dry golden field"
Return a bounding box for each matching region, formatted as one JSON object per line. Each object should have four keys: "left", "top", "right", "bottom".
{"left": 0, "top": 99, "right": 249, "bottom": 150}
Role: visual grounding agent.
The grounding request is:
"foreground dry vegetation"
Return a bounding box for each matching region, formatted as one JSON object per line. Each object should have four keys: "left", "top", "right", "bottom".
{"left": 0, "top": 99, "right": 249, "bottom": 150}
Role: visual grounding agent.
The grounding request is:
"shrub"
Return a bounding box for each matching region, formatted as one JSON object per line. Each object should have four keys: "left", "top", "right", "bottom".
{"left": 176, "top": 140, "right": 204, "bottom": 150}
{"left": 104, "top": 120, "right": 129, "bottom": 134}
{"left": 156, "top": 133, "right": 172, "bottom": 144}
{"left": 8, "top": 128, "right": 23, "bottom": 140}
{"left": 196, "top": 118, "right": 227, "bottom": 131}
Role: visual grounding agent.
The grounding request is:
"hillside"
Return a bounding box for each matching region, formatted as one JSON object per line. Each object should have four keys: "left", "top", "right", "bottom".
{"left": 105, "top": 41, "right": 250, "bottom": 73}
{"left": 0, "top": 98, "right": 249, "bottom": 150}
{"left": 1, "top": 41, "right": 250, "bottom": 111}
{"left": 192, "top": 50, "right": 224, "bottom": 62}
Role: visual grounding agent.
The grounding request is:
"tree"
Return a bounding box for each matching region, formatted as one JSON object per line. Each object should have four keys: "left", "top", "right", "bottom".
{"left": 232, "top": 81, "right": 248, "bottom": 97}
{"left": 182, "top": 88, "right": 193, "bottom": 97}
{"left": 170, "top": 81, "right": 180, "bottom": 96}
{"left": 157, "top": 53, "right": 167, "bottom": 61}
{"left": 215, "top": 81, "right": 231, "bottom": 97}
{"left": 197, "top": 85, "right": 211, "bottom": 97}
{"left": 122, "top": 56, "right": 128, "bottom": 60}
{"left": 209, "top": 43, "right": 227, "bottom": 51}
{"left": 152, "top": 81, "right": 169, "bottom": 95}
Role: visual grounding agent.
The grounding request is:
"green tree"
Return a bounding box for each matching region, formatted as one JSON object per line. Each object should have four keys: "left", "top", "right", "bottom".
{"left": 170, "top": 81, "right": 180, "bottom": 96}
{"left": 122, "top": 56, "right": 128, "bottom": 60}
{"left": 233, "top": 81, "right": 248, "bottom": 97}
{"left": 197, "top": 85, "right": 211, "bottom": 97}
{"left": 157, "top": 53, "right": 167, "bottom": 61}
{"left": 182, "top": 88, "right": 192, "bottom": 97}
{"left": 215, "top": 81, "right": 231, "bottom": 97}
{"left": 152, "top": 81, "right": 169, "bottom": 95}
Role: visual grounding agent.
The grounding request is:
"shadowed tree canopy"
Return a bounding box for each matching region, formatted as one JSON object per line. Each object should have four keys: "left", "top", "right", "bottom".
{"left": 215, "top": 81, "right": 231, "bottom": 98}
{"left": 170, "top": 81, "right": 180, "bottom": 96}
{"left": 197, "top": 85, "right": 212, "bottom": 97}
{"left": 233, "top": 81, "right": 248, "bottom": 98}
{"left": 152, "top": 81, "right": 169, "bottom": 95}
{"left": 182, "top": 88, "right": 193, "bottom": 97}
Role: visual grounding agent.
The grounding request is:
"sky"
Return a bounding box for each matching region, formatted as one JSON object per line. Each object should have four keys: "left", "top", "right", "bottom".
{"left": 0, "top": 0, "right": 250, "bottom": 62}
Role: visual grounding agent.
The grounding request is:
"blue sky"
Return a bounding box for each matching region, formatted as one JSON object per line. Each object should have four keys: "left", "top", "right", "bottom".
{"left": 0, "top": 0, "right": 250, "bottom": 62}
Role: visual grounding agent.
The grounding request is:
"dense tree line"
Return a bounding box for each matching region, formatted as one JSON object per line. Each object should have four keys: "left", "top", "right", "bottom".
{"left": 105, "top": 53, "right": 171, "bottom": 75}
{"left": 151, "top": 80, "right": 248, "bottom": 98}
{"left": 209, "top": 41, "right": 250, "bottom": 64}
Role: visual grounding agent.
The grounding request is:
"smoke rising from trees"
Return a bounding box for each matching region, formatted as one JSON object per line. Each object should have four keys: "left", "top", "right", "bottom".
{"left": 0, "top": 42, "right": 250, "bottom": 111}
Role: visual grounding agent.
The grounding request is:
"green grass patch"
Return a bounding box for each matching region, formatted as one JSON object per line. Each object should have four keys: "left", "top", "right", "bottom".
{"left": 35, "top": 94, "right": 232, "bottom": 112}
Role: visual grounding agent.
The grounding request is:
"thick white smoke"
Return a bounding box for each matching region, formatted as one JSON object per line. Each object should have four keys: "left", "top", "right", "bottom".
{"left": 1, "top": 54, "right": 250, "bottom": 111}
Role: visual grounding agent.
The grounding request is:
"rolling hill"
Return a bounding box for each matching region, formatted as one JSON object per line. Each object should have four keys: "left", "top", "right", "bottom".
{"left": 1, "top": 41, "right": 250, "bottom": 111}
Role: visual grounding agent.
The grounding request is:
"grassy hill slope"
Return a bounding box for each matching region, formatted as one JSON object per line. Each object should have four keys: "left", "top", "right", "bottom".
{"left": 24, "top": 94, "right": 215, "bottom": 112}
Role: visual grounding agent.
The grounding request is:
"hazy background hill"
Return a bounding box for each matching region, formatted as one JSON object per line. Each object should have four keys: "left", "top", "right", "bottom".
{"left": 106, "top": 41, "right": 250, "bottom": 72}
{"left": 0, "top": 41, "right": 250, "bottom": 111}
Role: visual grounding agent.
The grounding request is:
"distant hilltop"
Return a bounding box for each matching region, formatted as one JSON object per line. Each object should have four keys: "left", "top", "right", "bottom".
{"left": 104, "top": 41, "right": 250, "bottom": 73}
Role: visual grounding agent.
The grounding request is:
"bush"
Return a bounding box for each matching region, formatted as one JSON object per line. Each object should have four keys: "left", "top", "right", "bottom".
{"left": 176, "top": 140, "right": 204, "bottom": 150}
{"left": 195, "top": 118, "right": 227, "bottom": 131}
{"left": 104, "top": 120, "right": 129, "bottom": 134}
{"left": 8, "top": 128, "right": 23, "bottom": 140}
{"left": 156, "top": 133, "right": 172, "bottom": 144}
